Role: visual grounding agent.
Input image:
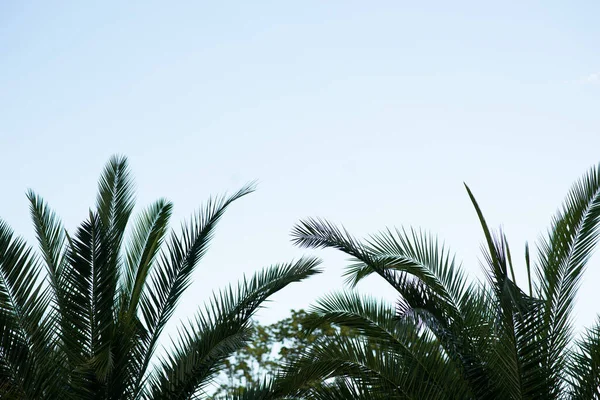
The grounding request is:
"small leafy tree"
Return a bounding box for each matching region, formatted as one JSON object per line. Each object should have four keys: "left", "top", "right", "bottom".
{"left": 212, "top": 309, "right": 358, "bottom": 397}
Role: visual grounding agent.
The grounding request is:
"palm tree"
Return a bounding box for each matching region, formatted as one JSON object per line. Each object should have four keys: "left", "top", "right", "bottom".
{"left": 0, "top": 155, "right": 321, "bottom": 399}
{"left": 273, "top": 164, "right": 600, "bottom": 399}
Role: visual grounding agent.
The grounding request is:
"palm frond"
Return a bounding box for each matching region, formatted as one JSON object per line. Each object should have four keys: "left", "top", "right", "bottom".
{"left": 96, "top": 154, "right": 135, "bottom": 240}
{"left": 281, "top": 333, "right": 457, "bottom": 399}
{"left": 0, "top": 219, "right": 59, "bottom": 398}
{"left": 122, "top": 199, "right": 173, "bottom": 315}
{"left": 291, "top": 217, "right": 498, "bottom": 398}
{"left": 304, "top": 291, "right": 471, "bottom": 397}
{"left": 146, "top": 257, "right": 321, "bottom": 400}
{"left": 535, "top": 164, "right": 600, "bottom": 393}
{"left": 132, "top": 183, "right": 256, "bottom": 396}
{"left": 94, "top": 155, "right": 136, "bottom": 380}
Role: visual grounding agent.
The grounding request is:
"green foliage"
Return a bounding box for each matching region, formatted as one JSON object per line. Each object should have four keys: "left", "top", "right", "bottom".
{"left": 269, "top": 164, "right": 600, "bottom": 399}
{"left": 212, "top": 309, "right": 358, "bottom": 397}
{"left": 6, "top": 156, "right": 600, "bottom": 399}
{"left": 0, "top": 155, "right": 321, "bottom": 399}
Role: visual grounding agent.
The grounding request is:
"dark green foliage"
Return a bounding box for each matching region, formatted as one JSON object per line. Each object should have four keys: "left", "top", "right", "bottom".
{"left": 271, "top": 164, "right": 600, "bottom": 399}
{"left": 0, "top": 155, "right": 321, "bottom": 399}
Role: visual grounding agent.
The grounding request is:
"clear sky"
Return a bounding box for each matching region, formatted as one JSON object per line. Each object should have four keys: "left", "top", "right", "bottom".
{"left": 1, "top": 0, "right": 600, "bottom": 344}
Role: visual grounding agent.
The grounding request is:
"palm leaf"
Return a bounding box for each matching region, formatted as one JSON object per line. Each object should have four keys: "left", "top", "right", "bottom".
{"left": 0, "top": 219, "right": 59, "bottom": 398}
{"left": 535, "top": 165, "right": 600, "bottom": 394}
{"left": 132, "top": 183, "right": 256, "bottom": 396}
{"left": 146, "top": 257, "right": 321, "bottom": 400}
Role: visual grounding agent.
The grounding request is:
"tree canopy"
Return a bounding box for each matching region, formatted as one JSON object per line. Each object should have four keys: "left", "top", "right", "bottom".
{"left": 213, "top": 309, "right": 359, "bottom": 397}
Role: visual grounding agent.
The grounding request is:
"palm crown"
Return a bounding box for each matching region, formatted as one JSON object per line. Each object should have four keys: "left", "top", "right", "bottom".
{"left": 0, "top": 155, "right": 321, "bottom": 399}
{"left": 273, "top": 164, "right": 600, "bottom": 399}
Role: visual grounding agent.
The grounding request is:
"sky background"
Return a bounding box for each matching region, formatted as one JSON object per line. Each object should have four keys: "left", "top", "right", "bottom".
{"left": 1, "top": 0, "right": 600, "bottom": 347}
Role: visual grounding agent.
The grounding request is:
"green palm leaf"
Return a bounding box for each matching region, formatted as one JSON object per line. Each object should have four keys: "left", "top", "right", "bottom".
{"left": 147, "top": 257, "right": 321, "bottom": 400}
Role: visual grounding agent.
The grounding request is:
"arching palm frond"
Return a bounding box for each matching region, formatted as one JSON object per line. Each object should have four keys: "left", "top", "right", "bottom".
{"left": 534, "top": 166, "right": 600, "bottom": 395}
{"left": 298, "top": 291, "right": 470, "bottom": 399}
{"left": 146, "top": 257, "right": 321, "bottom": 400}
{"left": 290, "top": 218, "right": 497, "bottom": 398}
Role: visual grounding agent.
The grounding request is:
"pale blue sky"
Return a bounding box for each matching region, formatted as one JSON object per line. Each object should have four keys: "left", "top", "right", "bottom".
{"left": 1, "top": 0, "right": 600, "bottom": 342}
